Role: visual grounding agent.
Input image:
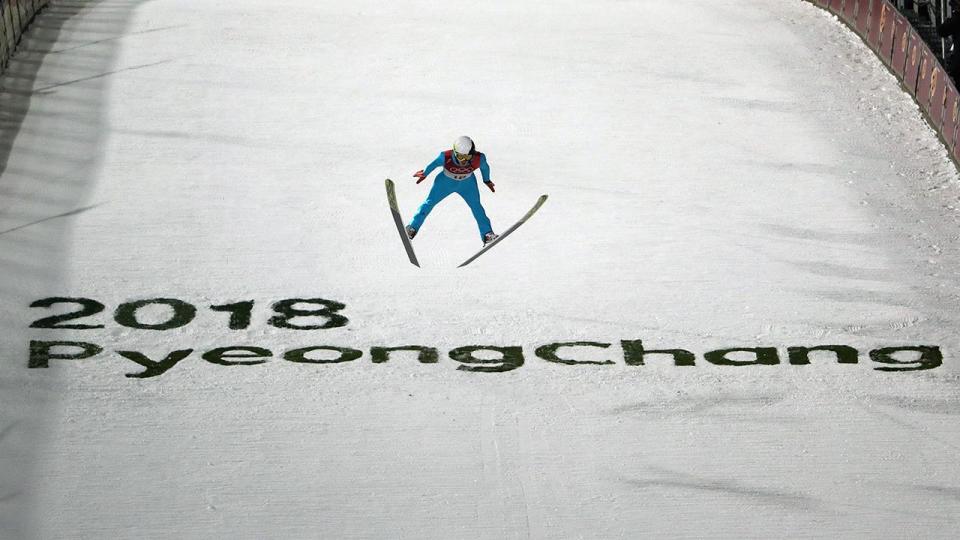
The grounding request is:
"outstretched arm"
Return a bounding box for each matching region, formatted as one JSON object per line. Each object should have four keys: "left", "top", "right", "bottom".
{"left": 414, "top": 153, "right": 444, "bottom": 183}
{"left": 479, "top": 154, "right": 495, "bottom": 192}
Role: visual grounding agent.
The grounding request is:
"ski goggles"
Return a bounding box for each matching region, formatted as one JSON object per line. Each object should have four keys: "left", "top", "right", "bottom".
{"left": 453, "top": 149, "right": 472, "bottom": 163}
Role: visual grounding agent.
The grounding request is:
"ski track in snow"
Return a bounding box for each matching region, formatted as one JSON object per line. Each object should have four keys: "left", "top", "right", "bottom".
{"left": 1, "top": 0, "right": 960, "bottom": 538}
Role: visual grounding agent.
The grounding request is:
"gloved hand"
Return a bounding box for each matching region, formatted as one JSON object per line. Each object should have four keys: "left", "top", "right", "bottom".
{"left": 484, "top": 181, "right": 496, "bottom": 193}
{"left": 413, "top": 170, "right": 427, "bottom": 183}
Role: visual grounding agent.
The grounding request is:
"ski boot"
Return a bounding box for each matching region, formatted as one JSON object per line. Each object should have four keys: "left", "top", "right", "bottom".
{"left": 405, "top": 226, "right": 417, "bottom": 240}
{"left": 482, "top": 231, "right": 499, "bottom": 246}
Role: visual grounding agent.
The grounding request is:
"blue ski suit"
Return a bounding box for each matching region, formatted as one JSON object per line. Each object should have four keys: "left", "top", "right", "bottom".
{"left": 408, "top": 150, "right": 494, "bottom": 239}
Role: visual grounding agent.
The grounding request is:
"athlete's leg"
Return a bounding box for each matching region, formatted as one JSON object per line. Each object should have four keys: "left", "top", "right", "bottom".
{"left": 455, "top": 176, "right": 493, "bottom": 239}
{"left": 409, "top": 175, "right": 455, "bottom": 231}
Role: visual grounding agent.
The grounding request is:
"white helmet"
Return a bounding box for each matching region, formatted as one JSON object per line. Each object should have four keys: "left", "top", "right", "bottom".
{"left": 453, "top": 135, "right": 475, "bottom": 162}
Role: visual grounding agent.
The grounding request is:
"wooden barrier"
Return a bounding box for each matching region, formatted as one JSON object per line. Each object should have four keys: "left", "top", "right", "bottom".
{"left": 942, "top": 83, "right": 960, "bottom": 150}
{"left": 916, "top": 46, "right": 937, "bottom": 109}
{"left": 857, "top": 0, "right": 876, "bottom": 34}
{"left": 929, "top": 64, "right": 948, "bottom": 128}
{"left": 878, "top": 3, "right": 898, "bottom": 63}
{"left": 891, "top": 13, "right": 911, "bottom": 77}
{"left": 1, "top": 1, "right": 49, "bottom": 73}
{"left": 903, "top": 28, "right": 924, "bottom": 95}
{"left": 842, "top": 0, "right": 859, "bottom": 23}
{"left": 806, "top": 0, "right": 960, "bottom": 168}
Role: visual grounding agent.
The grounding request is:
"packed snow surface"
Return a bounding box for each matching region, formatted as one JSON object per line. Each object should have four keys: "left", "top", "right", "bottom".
{"left": 2, "top": 0, "right": 960, "bottom": 538}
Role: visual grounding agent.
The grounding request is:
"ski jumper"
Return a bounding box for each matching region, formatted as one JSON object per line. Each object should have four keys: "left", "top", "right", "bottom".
{"left": 408, "top": 151, "right": 493, "bottom": 239}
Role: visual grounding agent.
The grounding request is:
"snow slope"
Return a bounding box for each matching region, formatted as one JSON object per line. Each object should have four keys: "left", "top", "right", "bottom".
{"left": 2, "top": 0, "right": 960, "bottom": 538}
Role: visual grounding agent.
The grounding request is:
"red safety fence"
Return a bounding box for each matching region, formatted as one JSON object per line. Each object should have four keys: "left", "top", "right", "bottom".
{"left": 842, "top": 0, "right": 859, "bottom": 24}
{"left": 929, "top": 64, "right": 948, "bottom": 128}
{"left": 857, "top": 0, "right": 875, "bottom": 35}
{"left": 868, "top": 1, "right": 895, "bottom": 55}
{"left": 891, "top": 14, "right": 910, "bottom": 77}
{"left": 806, "top": 0, "right": 960, "bottom": 169}
{"left": 903, "top": 28, "right": 923, "bottom": 95}
{"left": 878, "top": 3, "right": 898, "bottom": 63}
{"left": 1, "top": 0, "right": 50, "bottom": 73}
{"left": 916, "top": 46, "right": 937, "bottom": 111}
{"left": 942, "top": 83, "right": 960, "bottom": 150}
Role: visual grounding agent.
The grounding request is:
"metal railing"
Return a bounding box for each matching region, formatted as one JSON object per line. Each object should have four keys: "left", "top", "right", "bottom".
{"left": 0, "top": 0, "right": 49, "bottom": 73}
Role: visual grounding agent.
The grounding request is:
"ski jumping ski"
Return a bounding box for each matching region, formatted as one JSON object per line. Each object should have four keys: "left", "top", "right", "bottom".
{"left": 385, "top": 178, "right": 420, "bottom": 267}
{"left": 458, "top": 194, "right": 548, "bottom": 268}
